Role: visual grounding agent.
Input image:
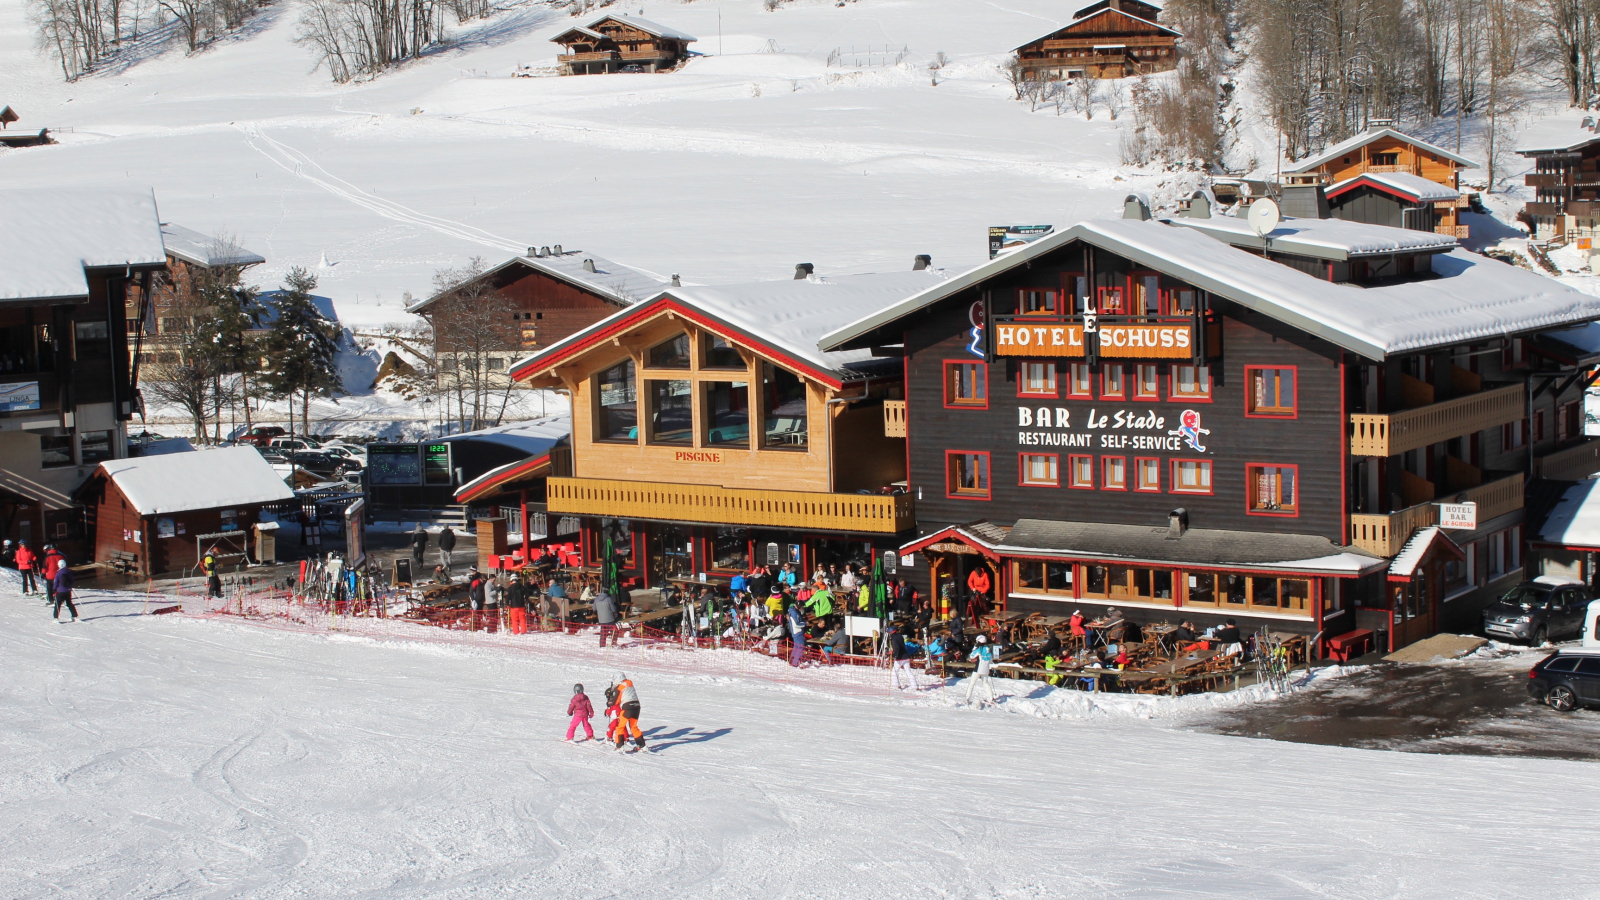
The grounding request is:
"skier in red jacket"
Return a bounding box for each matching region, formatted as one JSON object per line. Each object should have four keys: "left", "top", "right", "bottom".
{"left": 14, "top": 541, "right": 36, "bottom": 595}
{"left": 565, "top": 684, "right": 594, "bottom": 742}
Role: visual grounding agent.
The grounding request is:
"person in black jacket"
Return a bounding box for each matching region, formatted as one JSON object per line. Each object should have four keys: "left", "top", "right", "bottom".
{"left": 438, "top": 526, "right": 457, "bottom": 575}
{"left": 505, "top": 572, "right": 529, "bottom": 634}
{"left": 1214, "top": 619, "right": 1242, "bottom": 644}
{"left": 410, "top": 525, "right": 428, "bottom": 573}
{"left": 890, "top": 623, "right": 919, "bottom": 690}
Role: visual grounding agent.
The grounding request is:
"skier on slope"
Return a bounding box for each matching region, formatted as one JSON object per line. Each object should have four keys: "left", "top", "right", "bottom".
{"left": 565, "top": 683, "right": 595, "bottom": 742}
{"left": 612, "top": 673, "right": 645, "bottom": 751}
{"left": 965, "top": 634, "right": 995, "bottom": 706}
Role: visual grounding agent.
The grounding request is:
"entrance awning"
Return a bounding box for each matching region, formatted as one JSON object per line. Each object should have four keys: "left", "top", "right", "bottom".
{"left": 899, "top": 520, "right": 1010, "bottom": 560}
{"left": 1387, "top": 526, "right": 1464, "bottom": 582}
{"left": 454, "top": 454, "right": 552, "bottom": 504}
{"left": 989, "top": 518, "right": 1387, "bottom": 577}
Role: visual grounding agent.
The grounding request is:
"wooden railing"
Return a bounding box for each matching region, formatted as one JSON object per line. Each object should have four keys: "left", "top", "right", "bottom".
{"left": 1349, "top": 384, "right": 1524, "bottom": 457}
{"left": 545, "top": 476, "right": 915, "bottom": 534}
{"left": 1526, "top": 202, "right": 1563, "bottom": 217}
{"left": 619, "top": 48, "right": 670, "bottom": 60}
{"left": 1349, "top": 472, "right": 1524, "bottom": 556}
{"left": 563, "top": 51, "right": 618, "bottom": 62}
{"left": 1570, "top": 200, "right": 1600, "bottom": 217}
{"left": 1434, "top": 224, "right": 1470, "bottom": 238}
{"left": 1363, "top": 164, "right": 1415, "bottom": 174}
{"left": 883, "top": 400, "right": 906, "bottom": 438}
{"left": 1535, "top": 438, "right": 1600, "bottom": 481}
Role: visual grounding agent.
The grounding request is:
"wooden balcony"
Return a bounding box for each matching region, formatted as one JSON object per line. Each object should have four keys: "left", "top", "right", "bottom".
{"left": 1349, "top": 384, "right": 1524, "bottom": 457}
{"left": 1434, "top": 224, "right": 1470, "bottom": 238}
{"left": 1525, "top": 173, "right": 1561, "bottom": 188}
{"left": 1364, "top": 164, "right": 1415, "bottom": 174}
{"left": 545, "top": 476, "right": 915, "bottom": 534}
{"left": 884, "top": 400, "right": 906, "bottom": 438}
{"left": 1570, "top": 200, "right": 1600, "bottom": 217}
{"left": 1535, "top": 438, "right": 1600, "bottom": 481}
{"left": 619, "top": 48, "right": 671, "bottom": 60}
{"left": 1349, "top": 472, "right": 1524, "bottom": 556}
{"left": 563, "top": 51, "right": 618, "bottom": 62}
{"left": 1525, "top": 202, "right": 1563, "bottom": 217}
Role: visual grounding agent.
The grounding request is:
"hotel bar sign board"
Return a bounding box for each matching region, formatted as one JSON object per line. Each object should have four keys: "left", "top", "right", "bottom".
{"left": 1438, "top": 502, "right": 1477, "bottom": 530}
{"left": 993, "top": 322, "right": 1193, "bottom": 358}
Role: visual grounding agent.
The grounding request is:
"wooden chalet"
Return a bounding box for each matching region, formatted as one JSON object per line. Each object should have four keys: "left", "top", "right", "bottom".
{"left": 125, "top": 223, "right": 266, "bottom": 369}
{"left": 551, "top": 15, "right": 696, "bottom": 75}
{"left": 1284, "top": 122, "right": 1477, "bottom": 239}
{"left": 819, "top": 196, "right": 1600, "bottom": 655}
{"left": 406, "top": 250, "right": 667, "bottom": 392}
{"left": 0, "top": 189, "right": 166, "bottom": 558}
{"left": 508, "top": 262, "right": 947, "bottom": 589}
{"left": 1013, "top": 0, "right": 1179, "bottom": 81}
{"left": 77, "top": 446, "right": 295, "bottom": 576}
{"left": 1517, "top": 117, "right": 1600, "bottom": 244}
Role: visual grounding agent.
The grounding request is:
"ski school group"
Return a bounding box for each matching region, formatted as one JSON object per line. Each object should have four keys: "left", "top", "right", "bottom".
{"left": 564, "top": 674, "right": 647, "bottom": 752}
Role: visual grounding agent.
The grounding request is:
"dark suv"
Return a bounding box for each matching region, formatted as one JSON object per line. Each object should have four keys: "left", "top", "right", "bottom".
{"left": 1482, "top": 579, "right": 1592, "bottom": 644}
{"left": 1527, "top": 651, "right": 1600, "bottom": 712}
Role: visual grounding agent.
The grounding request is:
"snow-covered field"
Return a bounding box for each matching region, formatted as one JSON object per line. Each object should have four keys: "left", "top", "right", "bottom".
{"left": 5, "top": 577, "right": 1600, "bottom": 899}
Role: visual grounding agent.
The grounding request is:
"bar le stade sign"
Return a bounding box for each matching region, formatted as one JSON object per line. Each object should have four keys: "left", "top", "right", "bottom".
{"left": 994, "top": 322, "right": 1193, "bottom": 358}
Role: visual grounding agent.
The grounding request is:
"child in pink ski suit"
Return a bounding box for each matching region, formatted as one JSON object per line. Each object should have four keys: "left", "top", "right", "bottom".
{"left": 565, "top": 684, "right": 595, "bottom": 741}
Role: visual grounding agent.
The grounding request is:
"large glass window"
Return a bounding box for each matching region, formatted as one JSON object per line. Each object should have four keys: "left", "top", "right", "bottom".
{"left": 648, "top": 380, "right": 693, "bottom": 444}
{"left": 713, "top": 527, "right": 750, "bottom": 571}
{"left": 762, "top": 364, "right": 808, "bottom": 449}
{"left": 648, "top": 333, "right": 691, "bottom": 369}
{"left": 595, "top": 360, "right": 637, "bottom": 442}
{"left": 705, "top": 381, "right": 749, "bottom": 448}
{"left": 80, "top": 430, "right": 113, "bottom": 464}
{"left": 74, "top": 320, "right": 110, "bottom": 359}
{"left": 40, "top": 432, "right": 73, "bottom": 468}
{"left": 1247, "top": 367, "right": 1296, "bottom": 416}
{"left": 1013, "top": 560, "right": 1072, "bottom": 594}
{"left": 702, "top": 334, "right": 745, "bottom": 369}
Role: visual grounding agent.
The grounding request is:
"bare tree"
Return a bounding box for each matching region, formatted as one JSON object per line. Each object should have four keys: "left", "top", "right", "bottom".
{"left": 422, "top": 258, "right": 523, "bottom": 432}
{"left": 1075, "top": 76, "right": 1097, "bottom": 120}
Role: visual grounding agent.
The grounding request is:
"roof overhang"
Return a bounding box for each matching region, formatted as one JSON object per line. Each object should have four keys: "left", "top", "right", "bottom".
{"left": 1388, "top": 527, "right": 1464, "bottom": 582}
{"left": 1286, "top": 127, "right": 1479, "bottom": 173}
{"left": 406, "top": 255, "right": 641, "bottom": 315}
{"left": 899, "top": 523, "right": 1005, "bottom": 561}
{"left": 1326, "top": 174, "right": 1460, "bottom": 205}
{"left": 455, "top": 454, "right": 552, "bottom": 504}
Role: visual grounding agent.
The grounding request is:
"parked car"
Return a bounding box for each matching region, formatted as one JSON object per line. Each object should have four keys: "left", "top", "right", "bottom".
{"left": 235, "top": 426, "right": 287, "bottom": 447}
{"left": 257, "top": 448, "right": 289, "bottom": 465}
{"left": 322, "top": 445, "right": 366, "bottom": 468}
{"left": 269, "top": 437, "right": 322, "bottom": 452}
{"left": 1482, "top": 576, "right": 1592, "bottom": 644}
{"left": 287, "top": 450, "right": 353, "bottom": 478}
{"left": 1526, "top": 649, "right": 1600, "bottom": 711}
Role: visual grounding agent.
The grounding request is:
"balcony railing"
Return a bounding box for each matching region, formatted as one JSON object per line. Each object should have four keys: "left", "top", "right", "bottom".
{"left": 1570, "top": 200, "right": 1600, "bottom": 217}
{"left": 884, "top": 400, "right": 906, "bottom": 438}
{"left": 1526, "top": 202, "right": 1563, "bottom": 217}
{"left": 1535, "top": 438, "right": 1600, "bottom": 481}
{"left": 1349, "top": 384, "right": 1524, "bottom": 457}
{"left": 1434, "top": 224, "right": 1470, "bottom": 238}
{"left": 563, "top": 51, "right": 618, "bottom": 62}
{"left": 1526, "top": 173, "right": 1561, "bottom": 188}
{"left": 619, "top": 48, "right": 671, "bottom": 60}
{"left": 545, "top": 476, "right": 915, "bottom": 534}
{"left": 1349, "top": 472, "right": 1524, "bottom": 556}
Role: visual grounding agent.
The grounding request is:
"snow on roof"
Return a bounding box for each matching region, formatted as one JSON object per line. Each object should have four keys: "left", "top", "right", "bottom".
{"left": 1073, "top": 0, "right": 1163, "bottom": 17}
{"left": 129, "top": 436, "right": 196, "bottom": 457}
{"left": 159, "top": 223, "right": 266, "bottom": 269}
{"left": 598, "top": 15, "right": 696, "bottom": 42}
{"left": 406, "top": 252, "right": 667, "bottom": 314}
{"left": 1328, "top": 172, "right": 1460, "bottom": 204}
{"left": 436, "top": 415, "right": 570, "bottom": 456}
{"left": 820, "top": 218, "right": 1600, "bottom": 361}
{"left": 1389, "top": 526, "right": 1458, "bottom": 577}
{"left": 1536, "top": 479, "right": 1600, "bottom": 548}
{"left": 1169, "top": 213, "right": 1457, "bottom": 259}
{"left": 1536, "top": 321, "right": 1600, "bottom": 365}
{"left": 1018, "top": 7, "right": 1180, "bottom": 47}
{"left": 99, "top": 446, "right": 296, "bottom": 516}
{"left": 0, "top": 189, "right": 167, "bottom": 302}
{"left": 550, "top": 24, "right": 608, "bottom": 42}
{"left": 1286, "top": 127, "right": 1478, "bottom": 172}
{"left": 258, "top": 290, "right": 340, "bottom": 326}
{"left": 1516, "top": 116, "right": 1600, "bottom": 154}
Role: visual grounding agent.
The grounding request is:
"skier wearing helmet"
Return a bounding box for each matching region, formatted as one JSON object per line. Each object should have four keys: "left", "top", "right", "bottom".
{"left": 613, "top": 673, "right": 644, "bottom": 751}
{"left": 965, "top": 634, "right": 996, "bottom": 706}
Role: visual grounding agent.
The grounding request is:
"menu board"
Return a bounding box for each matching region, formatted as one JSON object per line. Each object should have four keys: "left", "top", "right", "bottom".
{"left": 423, "top": 443, "right": 453, "bottom": 486}
{"left": 367, "top": 443, "right": 421, "bottom": 485}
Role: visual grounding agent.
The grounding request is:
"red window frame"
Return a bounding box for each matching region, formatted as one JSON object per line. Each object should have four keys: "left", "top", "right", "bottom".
{"left": 1060, "top": 271, "right": 1089, "bottom": 313}
{"left": 1134, "top": 456, "right": 1161, "bottom": 492}
{"left": 1129, "top": 270, "right": 1164, "bottom": 315}
{"left": 1503, "top": 420, "right": 1528, "bottom": 452}
{"left": 1065, "top": 362, "right": 1093, "bottom": 398}
{"left": 1017, "top": 287, "right": 1060, "bottom": 315}
{"left": 1169, "top": 364, "right": 1213, "bottom": 402}
{"left": 1018, "top": 452, "right": 1060, "bottom": 487}
{"left": 943, "top": 359, "right": 988, "bottom": 410}
{"left": 1102, "top": 455, "right": 1128, "bottom": 491}
{"left": 945, "top": 450, "right": 991, "bottom": 500}
{"left": 1170, "top": 458, "right": 1214, "bottom": 494}
{"left": 1244, "top": 365, "right": 1298, "bottom": 419}
{"left": 1017, "top": 360, "right": 1059, "bottom": 398}
{"left": 1097, "top": 285, "right": 1124, "bottom": 314}
{"left": 1132, "top": 364, "right": 1161, "bottom": 400}
{"left": 1100, "top": 363, "right": 1126, "bottom": 399}
{"left": 1533, "top": 408, "right": 1546, "bottom": 444}
{"left": 1067, "top": 454, "right": 1095, "bottom": 489}
{"left": 1245, "top": 462, "right": 1299, "bottom": 517}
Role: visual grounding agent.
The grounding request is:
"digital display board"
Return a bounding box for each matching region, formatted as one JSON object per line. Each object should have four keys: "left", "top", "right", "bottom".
{"left": 423, "top": 443, "right": 453, "bottom": 486}
{"left": 367, "top": 443, "right": 422, "bottom": 485}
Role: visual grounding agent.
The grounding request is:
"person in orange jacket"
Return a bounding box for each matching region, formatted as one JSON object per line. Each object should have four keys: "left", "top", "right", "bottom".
{"left": 612, "top": 673, "right": 645, "bottom": 752}
{"left": 966, "top": 567, "right": 991, "bottom": 624}
{"left": 14, "top": 540, "right": 36, "bottom": 595}
{"left": 42, "top": 545, "right": 64, "bottom": 607}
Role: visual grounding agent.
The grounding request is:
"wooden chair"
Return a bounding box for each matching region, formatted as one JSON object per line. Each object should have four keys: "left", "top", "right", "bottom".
{"left": 1023, "top": 613, "right": 1049, "bottom": 640}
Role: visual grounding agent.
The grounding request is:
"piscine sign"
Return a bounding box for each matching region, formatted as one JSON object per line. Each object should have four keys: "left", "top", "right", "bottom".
{"left": 993, "top": 323, "right": 1193, "bottom": 358}
{"left": 673, "top": 450, "right": 725, "bottom": 464}
{"left": 1017, "top": 406, "right": 1212, "bottom": 453}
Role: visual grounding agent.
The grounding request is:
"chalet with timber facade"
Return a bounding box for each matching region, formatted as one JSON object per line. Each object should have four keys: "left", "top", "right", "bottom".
{"left": 1517, "top": 117, "right": 1600, "bottom": 244}
{"left": 124, "top": 223, "right": 266, "bottom": 371}
{"left": 819, "top": 196, "right": 1600, "bottom": 655}
{"left": 1013, "top": 0, "right": 1179, "bottom": 81}
{"left": 551, "top": 15, "right": 696, "bottom": 75}
{"left": 508, "top": 263, "right": 947, "bottom": 591}
{"left": 1284, "top": 122, "right": 1478, "bottom": 239}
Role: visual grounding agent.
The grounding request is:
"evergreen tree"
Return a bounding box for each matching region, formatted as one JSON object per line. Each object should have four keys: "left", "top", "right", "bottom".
{"left": 262, "top": 267, "right": 342, "bottom": 438}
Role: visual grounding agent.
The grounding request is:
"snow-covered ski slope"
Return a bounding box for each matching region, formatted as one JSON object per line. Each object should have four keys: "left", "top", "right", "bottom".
{"left": 4, "top": 581, "right": 1599, "bottom": 898}
{"left": 0, "top": 0, "right": 1178, "bottom": 324}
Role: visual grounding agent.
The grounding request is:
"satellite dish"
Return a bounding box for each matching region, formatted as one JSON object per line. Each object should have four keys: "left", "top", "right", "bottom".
{"left": 1248, "top": 198, "right": 1281, "bottom": 239}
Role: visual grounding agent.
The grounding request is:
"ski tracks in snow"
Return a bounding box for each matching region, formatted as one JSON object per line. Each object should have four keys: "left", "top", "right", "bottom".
{"left": 236, "top": 123, "right": 527, "bottom": 257}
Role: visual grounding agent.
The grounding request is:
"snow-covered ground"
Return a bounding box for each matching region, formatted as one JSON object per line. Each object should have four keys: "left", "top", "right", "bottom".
{"left": 5, "top": 574, "right": 1600, "bottom": 898}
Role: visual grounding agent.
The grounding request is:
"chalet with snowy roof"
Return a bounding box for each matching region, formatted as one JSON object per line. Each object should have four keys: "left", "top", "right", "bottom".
{"left": 125, "top": 224, "right": 268, "bottom": 369}
{"left": 78, "top": 445, "right": 295, "bottom": 576}
{"left": 819, "top": 196, "right": 1600, "bottom": 655}
{"left": 1013, "top": 0, "right": 1179, "bottom": 81}
{"left": 406, "top": 250, "right": 668, "bottom": 392}
{"left": 551, "top": 15, "right": 696, "bottom": 75}
{"left": 0, "top": 106, "right": 17, "bottom": 128}
{"left": 1517, "top": 116, "right": 1600, "bottom": 243}
{"left": 508, "top": 259, "right": 947, "bottom": 588}
{"left": 0, "top": 189, "right": 167, "bottom": 556}
{"left": 1284, "top": 122, "right": 1477, "bottom": 239}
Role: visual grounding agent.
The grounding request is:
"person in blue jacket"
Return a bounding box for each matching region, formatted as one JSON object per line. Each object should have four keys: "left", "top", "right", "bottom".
{"left": 965, "top": 634, "right": 996, "bottom": 706}
{"left": 777, "top": 563, "right": 798, "bottom": 589}
{"left": 786, "top": 600, "right": 806, "bottom": 666}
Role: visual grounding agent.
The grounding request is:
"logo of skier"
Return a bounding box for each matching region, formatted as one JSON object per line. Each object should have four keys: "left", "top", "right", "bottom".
{"left": 1169, "top": 409, "right": 1210, "bottom": 452}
